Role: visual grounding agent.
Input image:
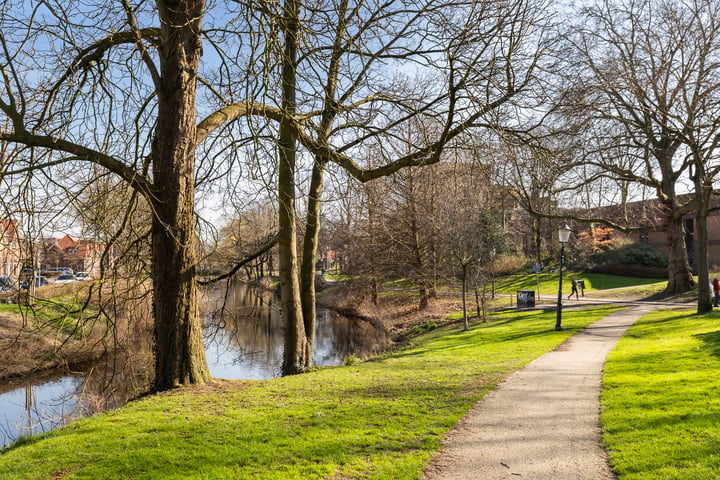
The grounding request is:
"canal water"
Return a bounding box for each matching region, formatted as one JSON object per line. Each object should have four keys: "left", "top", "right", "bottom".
{"left": 0, "top": 282, "right": 389, "bottom": 448}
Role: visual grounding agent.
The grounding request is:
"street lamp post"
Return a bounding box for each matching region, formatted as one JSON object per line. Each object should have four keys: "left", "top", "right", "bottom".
{"left": 555, "top": 222, "right": 572, "bottom": 331}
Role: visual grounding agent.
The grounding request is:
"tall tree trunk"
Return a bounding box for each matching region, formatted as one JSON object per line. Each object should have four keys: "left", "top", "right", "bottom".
{"left": 152, "top": 0, "right": 211, "bottom": 391}
{"left": 461, "top": 266, "right": 468, "bottom": 331}
{"left": 409, "top": 202, "right": 429, "bottom": 310}
{"left": 299, "top": 0, "right": 349, "bottom": 351}
{"left": 665, "top": 216, "right": 695, "bottom": 294}
{"left": 474, "top": 285, "right": 481, "bottom": 321}
{"left": 279, "top": 0, "right": 308, "bottom": 376}
{"left": 300, "top": 159, "right": 326, "bottom": 364}
{"left": 695, "top": 181, "right": 712, "bottom": 314}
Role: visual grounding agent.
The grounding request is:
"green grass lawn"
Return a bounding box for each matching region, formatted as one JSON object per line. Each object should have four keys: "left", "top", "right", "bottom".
{"left": 496, "top": 272, "right": 666, "bottom": 296}
{"left": 602, "top": 309, "right": 720, "bottom": 479}
{"left": 0, "top": 306, "right": 617, "bottom": 479}
{"left": 384, "top": 273, "right": 667, "bottom": 300}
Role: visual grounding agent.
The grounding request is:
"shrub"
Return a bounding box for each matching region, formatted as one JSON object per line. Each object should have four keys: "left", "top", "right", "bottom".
{"left": 592, "top": 243, "right": 668, "bottom": 268}
{"left": 588, "top": 242, "right": 668, "bottom": 278}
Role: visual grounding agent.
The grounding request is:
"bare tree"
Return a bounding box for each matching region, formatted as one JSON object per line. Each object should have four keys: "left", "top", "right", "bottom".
{"left": 0, "top": 0, "right": 251, "bottom": 390}
{"left": 0, "top": 0, "right": 553, "bottom": 384}
{"left": 217, "top": 201, "right": 276, "bottom": 281}
{"left": 436, "top": 164, "right": 507, "bottom": 330}
{"left": 555, "top": 0, "right": 720, "bottom": 300}
{"left": 273, "top": 0, "right": 553, "bottom": 372}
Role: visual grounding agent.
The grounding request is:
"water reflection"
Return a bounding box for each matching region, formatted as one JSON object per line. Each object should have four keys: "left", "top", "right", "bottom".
{"left": 1, "top": 281, "right": 389, "bottom": 448}
{"left": 0, "top": 376, "right": 83, "bottom": 448}
{"left": 201, "top": 281, "right": 390, "bottom": 379}
{"left": 0, "top": 341, "right": 154, "bottom": 449}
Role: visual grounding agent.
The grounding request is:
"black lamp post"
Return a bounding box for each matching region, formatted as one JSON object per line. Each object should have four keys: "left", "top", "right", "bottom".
{"left": 555, "top": 222, "right": 572, "bottom": 331}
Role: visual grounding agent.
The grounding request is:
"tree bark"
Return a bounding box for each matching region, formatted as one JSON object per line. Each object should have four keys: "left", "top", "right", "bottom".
{"left": 152, "top": 0, "right": 211, "bottom": 390}
{"left": 299, "top": 0, "right": 349, "bottom": 360}
{"left": 695, "top": 181, "right": 713, "bottom": 314}
{"left": 665, "top": 216, "right": 695, "bottom": 294}
{"left": 409, "top": 197, "right": 429, "bottom": 310}
{"left": 299, "top": 159, "right": 326, "bottom": 363}
{"left": 461, "top": 266, "right": 468, "bottom": 331}
{"left": 279, "top": 0, "right": 309, "bottom": 376}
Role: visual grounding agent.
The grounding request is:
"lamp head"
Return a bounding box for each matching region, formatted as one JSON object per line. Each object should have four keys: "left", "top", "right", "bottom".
{"left": 558, "top": 222, "right": 572, "bottom": 244}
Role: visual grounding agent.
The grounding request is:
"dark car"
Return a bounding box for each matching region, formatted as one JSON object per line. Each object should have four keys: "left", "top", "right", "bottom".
{"left": 21, "top": 276, "right": 49, "bottom": 289}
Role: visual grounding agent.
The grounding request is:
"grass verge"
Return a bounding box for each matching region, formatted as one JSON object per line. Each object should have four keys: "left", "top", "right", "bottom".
{"left": 602, "top": 309, "right": 720, "bottom": 479}
{"left": 0, "top": 306, "right": 618, "bottom": 479}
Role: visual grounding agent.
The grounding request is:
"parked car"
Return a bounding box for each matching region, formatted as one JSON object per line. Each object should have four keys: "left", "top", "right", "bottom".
{"left": 21, "top": 276, "right": 49, "bottom": 289}
{"left": 75, "top": 272, "right": 92, "bottom": 280}
{"left": 0, "top": 276, "right": 17, "bottom": 292}
{"left": 55, "top": 274, "right": 76, "bottom": 284}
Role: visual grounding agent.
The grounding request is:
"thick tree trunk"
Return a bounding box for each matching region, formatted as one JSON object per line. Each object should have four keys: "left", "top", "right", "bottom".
{"left": 152, "top": 0, "right": 211, "bottom": 391}
{"left": 665, "top": 216, "right": 695, "bottom": 294}
{"left": 279, "top": 0, "right": 309, "bottom": 376}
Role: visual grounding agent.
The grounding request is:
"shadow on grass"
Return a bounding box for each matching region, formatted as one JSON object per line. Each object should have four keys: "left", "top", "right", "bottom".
{"left": 696, "top": 330, "right": 720, "bottom": 358}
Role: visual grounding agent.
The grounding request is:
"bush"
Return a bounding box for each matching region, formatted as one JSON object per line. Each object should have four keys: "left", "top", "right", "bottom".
{"left": 588, "top": 262, "right": 668, "bottom": 279}
{"left": 588, "top": 243, "right": 668, "bottom": 278}
{"left": 593, "top": 243, "right": 668, "bottom": 268}
{"left": 495, "top": 255, "right": 528, "bottom": 274}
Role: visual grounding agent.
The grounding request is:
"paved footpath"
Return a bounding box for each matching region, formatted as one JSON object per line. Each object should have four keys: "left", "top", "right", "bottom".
{"left": 423, "top": 304, "right": 657, "bottom": 480}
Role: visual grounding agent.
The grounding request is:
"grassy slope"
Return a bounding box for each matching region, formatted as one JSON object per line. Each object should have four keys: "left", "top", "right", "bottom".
{"left": 495, "top": 272, "right": 665, "bottom": 296}
{"left": 602, "top": 309, "right": 720, "bottom": 479}
{"left": 0, "top": 306, "right": 617, "bottom": 479}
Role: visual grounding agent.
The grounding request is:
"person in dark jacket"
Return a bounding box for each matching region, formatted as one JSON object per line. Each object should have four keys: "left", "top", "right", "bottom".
{"left": 568, "top": 278, "right": 579, "bottom": 300}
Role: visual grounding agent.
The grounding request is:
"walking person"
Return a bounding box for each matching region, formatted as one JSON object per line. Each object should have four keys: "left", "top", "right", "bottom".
{"left": 568, "top": 278, "right": 579, "bottom": 300}
{"left": 712, "top": 277, "right": 720, "bottom": 308}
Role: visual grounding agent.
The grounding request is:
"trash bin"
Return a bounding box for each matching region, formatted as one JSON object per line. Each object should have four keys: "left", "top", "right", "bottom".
{"left": 517, "top": 289, "right": 535, "bottom": 308}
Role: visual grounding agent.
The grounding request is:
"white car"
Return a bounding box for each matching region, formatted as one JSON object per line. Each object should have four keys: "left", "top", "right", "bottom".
{"left": 75, "top": 272, "right": 92, "bottom": 280}
{"left": 55, "top": 274, "right": 77, "bottom": 284}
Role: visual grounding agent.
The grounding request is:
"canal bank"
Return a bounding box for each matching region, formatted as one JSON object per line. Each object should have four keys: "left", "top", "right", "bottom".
{"left": 0, "top": 281, "right": 395, "bottom": 448}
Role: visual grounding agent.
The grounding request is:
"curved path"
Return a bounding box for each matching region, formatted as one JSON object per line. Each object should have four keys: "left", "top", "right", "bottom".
{"left": 423, "top": 304, "right": 657, "bottom": 480}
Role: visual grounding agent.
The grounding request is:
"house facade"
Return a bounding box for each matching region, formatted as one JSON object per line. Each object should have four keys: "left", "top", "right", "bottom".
{"left": 0, "top": 219, "right": 22, "bottom": 278}
{"left": 574, "top": 194, "right": 720, "bottom": 270}
{"left": 42, "top": 234, "right": 109, "bottom": 277}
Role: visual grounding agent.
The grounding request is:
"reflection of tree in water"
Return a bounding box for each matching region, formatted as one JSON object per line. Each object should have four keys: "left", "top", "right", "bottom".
{"left": 201, "top": 281, "right": 284, "bottom": 379}
{"left": 317, "top": 311, "right": 391, "bottom": 364}
{"left": 1, "top": 322, "right": 154, "bottom": 447}
{"left": 201, "top": 281, "right": 391, "bottom": 378}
